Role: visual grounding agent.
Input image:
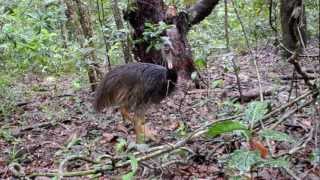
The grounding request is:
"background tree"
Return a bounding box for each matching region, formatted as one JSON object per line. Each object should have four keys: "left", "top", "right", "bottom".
{"left": 124, "top": 0, "right": 220, "bottom": 74}
{"left": 280, "top": 0, "right": 307, "bottom": 58}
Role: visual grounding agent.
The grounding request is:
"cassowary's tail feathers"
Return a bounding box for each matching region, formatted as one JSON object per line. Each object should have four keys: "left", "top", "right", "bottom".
{"left": 93, "top": 78, "right": 110, "bottom": 112}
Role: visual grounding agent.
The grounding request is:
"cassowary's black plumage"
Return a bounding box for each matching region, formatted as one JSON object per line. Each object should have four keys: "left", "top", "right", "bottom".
{"left": 94, "top": 63, "right": 177, "bottom": 112}
{"left": 93, "top": 63, "right": 177, "bottom": 143}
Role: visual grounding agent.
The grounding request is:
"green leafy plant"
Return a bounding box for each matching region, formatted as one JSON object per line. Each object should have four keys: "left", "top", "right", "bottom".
{"left": 226, "top": 149, "right": 290, "bottom": 175}
{"left": 219, "top": 99, "right": 243, "bottom": 115}
{"left": 227, "top": 149, "right": 261, "bottom": 174}
{"left": 0, "top": 128, "right": 16, "bottom": 143}
{"left": 207, "top": 120, "right": 251, "bottom": 139}
{"left": 140, "top": 21, "right": 173, "bottom": 52}
{"left": 116, "top": 138, "right": 128, "bottom": 153}
{"left": 259, "top": 129, "right": 295, "bottom": 143}
{"left": 194, "top": 58, "right": 207, "bottom": 70}
{"left": 122, "top": 155, "right": 138, "bottom": 180}
{"left": 244, "top": 101, "right": 269, "bottom": 128}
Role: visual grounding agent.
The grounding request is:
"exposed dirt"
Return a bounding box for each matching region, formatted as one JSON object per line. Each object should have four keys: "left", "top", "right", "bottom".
{"left": 0, "top": 41, "right": 319, "bottom": 179}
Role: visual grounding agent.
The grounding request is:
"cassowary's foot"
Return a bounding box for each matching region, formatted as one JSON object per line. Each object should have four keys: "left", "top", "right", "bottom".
{"left": 134, "top": 122, "right": 159, "bottom": 144}
{"left": 144, "top": 125, "right": 159, "bottom": 143}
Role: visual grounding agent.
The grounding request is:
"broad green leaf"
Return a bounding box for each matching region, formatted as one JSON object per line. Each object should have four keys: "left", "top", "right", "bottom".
{"left": 244, "top": 101, "right": 269, "bottom": 124}
{"left": 259, "top": 129, "right": 295, "bottom": 143}
{"left": 227, "top": 149, "right": 261, "bottom": 174}
{"left": 207, "top": 120, "right": 251, "bottom": 138}
{"left": 258, "top": 157, "right": 290, "bottom": 168}
{"left": 195, "top": 58, "right": 207, "bottom": 70}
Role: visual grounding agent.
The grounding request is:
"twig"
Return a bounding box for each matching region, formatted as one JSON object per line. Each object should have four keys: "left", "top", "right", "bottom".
{"left": 12, "top": 122, "right": 57, "bottom": 137}
{"left": 283, "top": 167, "right": 301, "bottom": 180}
{"left": 254, "top": 89, "right": 314, "bottom": 130}
{"left": 159, "top": 160, "right": 188, "bottom": 169}
{"left": 268, "top": 99, "right": 315, "bottom": 130}
{"left": 58, "top": 155, "right": 100, "bottom": 179}
{"left": 288, "top": 126, "right": 314, "bottom": 155}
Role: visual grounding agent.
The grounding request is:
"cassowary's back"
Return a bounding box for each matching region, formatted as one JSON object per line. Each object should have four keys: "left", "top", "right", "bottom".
{"left": 94, "top": 63, "right": 177, "bottom": 112}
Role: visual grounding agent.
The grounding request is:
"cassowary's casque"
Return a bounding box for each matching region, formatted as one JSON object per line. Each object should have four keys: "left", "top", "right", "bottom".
{"left": 94, "top": 63, "right": 177, "bottom": 143}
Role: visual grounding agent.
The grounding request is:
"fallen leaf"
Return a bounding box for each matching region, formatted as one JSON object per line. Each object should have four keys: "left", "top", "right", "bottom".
{"left": 102, "top": 132, "right": 116, "bottom": 143}
{"left": 250, "top": 138, "right": 269, "bottom": 159}
{"left": 116, "top": 124, "right": 129, "bottom": 134}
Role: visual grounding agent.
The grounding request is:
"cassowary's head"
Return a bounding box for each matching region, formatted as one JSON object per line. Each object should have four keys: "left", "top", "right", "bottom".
{"left": 160, "top": 24, "right": 197, "bottom": 81}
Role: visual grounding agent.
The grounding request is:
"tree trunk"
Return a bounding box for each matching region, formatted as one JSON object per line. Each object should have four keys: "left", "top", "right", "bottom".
{"left": 111, "top": 0, "right": 133, "bottom": 63}
{"left": 74, "top": 0, "right": 101, "bottom": 92}
{"left": 280, "top": 0, "right": 307, "bottom": 58}
{"left": 63, "top": 0, "right": 83, "bottom": 42}
{"left": 96, "top": 0, "right": 111, "bottom": 70}
{"left": 224, "top": 0, "right": 229, "bottom": 50}
{"left": 124, "top": 0, "right": 220, "bottom": 81}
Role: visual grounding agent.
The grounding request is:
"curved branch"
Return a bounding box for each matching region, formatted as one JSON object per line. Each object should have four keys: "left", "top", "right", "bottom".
{"left": 187, "top": 0, "right": 220, "bottom": 25}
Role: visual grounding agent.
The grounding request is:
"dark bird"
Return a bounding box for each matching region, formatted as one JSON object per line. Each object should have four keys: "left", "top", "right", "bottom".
{"left": 94, "top": 63, "right": 177, "bottom": 143}
{"left": 94, "top": 24, "right": 198, "bottom": 143}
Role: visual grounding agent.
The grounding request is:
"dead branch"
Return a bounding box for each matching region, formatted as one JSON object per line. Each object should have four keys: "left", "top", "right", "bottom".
{"left": 12, "top": 122, "right": 57, "bottom": 137}
{"left": 279, "top": 74, "right": 317, "bottom": 80}
{"left": 254, "top": 89, "right": 315, "bottom": 130}
{"left": 227, "top": 86, "right": 274, "bottom": 103}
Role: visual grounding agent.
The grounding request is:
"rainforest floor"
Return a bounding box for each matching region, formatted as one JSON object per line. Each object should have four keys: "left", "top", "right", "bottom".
{"left": 1, "top": 40, "right": 320, "bottom": 179}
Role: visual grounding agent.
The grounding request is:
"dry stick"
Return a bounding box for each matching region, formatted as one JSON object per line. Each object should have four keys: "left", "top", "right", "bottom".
{"left": 254, "top": 89, "right": 314, "bottom": 130}
{"left": 58, "top": 156, "right": 100, "bottom": 179}
{"left": 283, "top": 167, "right": 301, "bottom": 180}
{"left": 230, "top": 0, "right": 264, "bottom": 102}
{"left": 269, "top": 99, "right": 315, "bottom": 130}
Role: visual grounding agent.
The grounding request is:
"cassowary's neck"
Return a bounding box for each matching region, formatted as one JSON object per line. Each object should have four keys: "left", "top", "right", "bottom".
{"left": 167, "top": 68, "right": 178, "bottom": 83}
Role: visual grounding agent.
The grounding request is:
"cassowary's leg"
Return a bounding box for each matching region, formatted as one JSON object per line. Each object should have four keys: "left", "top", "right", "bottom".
{"left": 133, "top": 110, "right": 158, "bottom": 143}
{"left": 120, "top": 106, "right": 131, "bottom": 122}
